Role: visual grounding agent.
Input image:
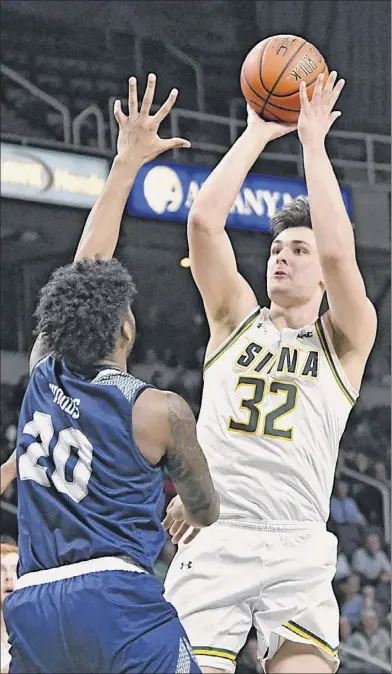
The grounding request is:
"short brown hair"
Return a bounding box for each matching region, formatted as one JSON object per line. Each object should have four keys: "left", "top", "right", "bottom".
{"left": 270, "top": 196, "right": 312, "bottom": 240}
{"left": 1, "top": 543, "right": 18, "bottom": 557}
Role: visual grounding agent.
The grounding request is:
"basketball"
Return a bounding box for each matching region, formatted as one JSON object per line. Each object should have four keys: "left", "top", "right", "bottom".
{"left": 240, "top": 35, "right": 328, "bottom": 123}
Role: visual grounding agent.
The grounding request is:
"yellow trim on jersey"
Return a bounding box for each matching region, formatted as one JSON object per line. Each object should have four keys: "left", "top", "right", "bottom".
{"left": 193, "top": 646, "right": 237, "bottom": 663}
{"left": 283, "top": 621, "right": 339, "bottom": 657}
{"left": 204, "top": 307, "right": 260, "bottom": 373}
{"left": 315, "top": 319, "right": 355, "bottom": 406}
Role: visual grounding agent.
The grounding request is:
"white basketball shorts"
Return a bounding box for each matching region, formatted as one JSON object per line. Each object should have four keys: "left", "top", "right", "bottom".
{"left": 164, "top": 520, "right": 339, "bottom": 673}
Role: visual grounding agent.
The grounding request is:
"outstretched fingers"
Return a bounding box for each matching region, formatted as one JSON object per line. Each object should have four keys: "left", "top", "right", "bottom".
{"left": 113, "top": 99, "right": 127, "bottom": 126}
{"left": 128, "top": 76, "right": 138, "bottom": 120}
{"left": 140, "top": 73, "right": 157, "bottom": 116}
{"left": 299, "top": 81, "right": 311, "bottom": 111}
{"left": 311, "top": 72, "right": 324, "bottom": 107}
{"left": 160, "top": 136, "right": 191, "bottom": 151}
{"left": 328, "top": 77, "right": 345, "bottom": 111}
{"left": 153, "top": 88, "right": 179, "bottom": 125}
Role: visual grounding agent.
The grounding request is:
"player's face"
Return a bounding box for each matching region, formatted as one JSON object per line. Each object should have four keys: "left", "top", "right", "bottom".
{"left": 267, "top": 227, "right": 324, "bottom": 307}
{"left": 0, "top": 553, "right": 18, "bottom": 606}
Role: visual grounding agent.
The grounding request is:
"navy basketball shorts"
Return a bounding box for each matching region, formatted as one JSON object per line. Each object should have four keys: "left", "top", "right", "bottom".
{"left": 4, "top": 558, "right": 201, "bottom": 673}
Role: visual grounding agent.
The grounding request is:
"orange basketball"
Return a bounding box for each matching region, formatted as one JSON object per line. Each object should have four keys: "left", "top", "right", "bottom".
{"left": 240, "top": 35, "right": 328, "bottom": 123}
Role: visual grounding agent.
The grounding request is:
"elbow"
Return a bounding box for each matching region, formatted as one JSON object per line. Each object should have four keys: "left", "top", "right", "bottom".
{"left": 188, "top": 208, "right": 214, "bottom": 233}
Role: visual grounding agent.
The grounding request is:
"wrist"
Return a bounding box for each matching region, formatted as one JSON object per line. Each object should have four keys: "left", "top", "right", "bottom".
{"left": 112, "top": 155, "right": 143, "bottom": 180}
{"left": 301, "top": 138, "right": 326, "bottom": 155}
{"left": 243, "top": 125, "right": 271, "bottom": 147}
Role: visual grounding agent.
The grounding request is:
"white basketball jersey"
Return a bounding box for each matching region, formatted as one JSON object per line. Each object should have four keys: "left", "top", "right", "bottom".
{"left": 197, "top": 306, "right": 358, "bottom": 523}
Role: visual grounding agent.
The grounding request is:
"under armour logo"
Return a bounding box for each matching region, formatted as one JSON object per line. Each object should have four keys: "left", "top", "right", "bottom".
{"left": 180, "top": 561, "right": 192, "bottom": 569}
{"left": 297, "top": 330, "right": 313, "bottom": 339}
{"left": 257, "top": 322, "right": 267, "bottom": 333}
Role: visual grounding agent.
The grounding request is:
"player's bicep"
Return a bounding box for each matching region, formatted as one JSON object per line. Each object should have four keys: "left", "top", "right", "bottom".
{"left": 187, "top": 217, "right": 257, "bottom": 330}
{"left": 163, "top": 392, "right": 219, "bottom": 526}
{"left": 322, "top": 254, "right": 377, "bottom": 354}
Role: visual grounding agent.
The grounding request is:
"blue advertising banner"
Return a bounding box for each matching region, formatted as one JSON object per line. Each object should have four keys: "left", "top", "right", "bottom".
{"left": 127, "top": 160, "right": 352, "bottom": 233}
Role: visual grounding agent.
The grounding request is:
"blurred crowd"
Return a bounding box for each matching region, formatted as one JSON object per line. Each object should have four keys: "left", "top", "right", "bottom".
{"left": 1, "top": 355, "right": 390, "bottom": 673}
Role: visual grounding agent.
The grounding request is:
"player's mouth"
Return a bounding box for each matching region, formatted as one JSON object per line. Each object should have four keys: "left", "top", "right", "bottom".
{"left": 274, "top": 270, "right": 289, "bottom": 278}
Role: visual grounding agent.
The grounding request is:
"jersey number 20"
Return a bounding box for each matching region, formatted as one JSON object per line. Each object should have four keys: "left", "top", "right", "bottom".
{"left": 19, "top": 411, "right": 93, "bottom": 502}
{"left": 229, "top": 376, "right": 298, "bottom": 440}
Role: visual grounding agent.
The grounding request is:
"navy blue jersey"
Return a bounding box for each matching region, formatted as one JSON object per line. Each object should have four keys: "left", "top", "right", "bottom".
{"left": 16, "top": 356, "right": 165, "bottom": 576}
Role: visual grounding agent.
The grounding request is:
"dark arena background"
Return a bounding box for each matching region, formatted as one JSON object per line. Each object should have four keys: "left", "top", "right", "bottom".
{"left": 0, "top": 1, "right": 390, "bottom": 672}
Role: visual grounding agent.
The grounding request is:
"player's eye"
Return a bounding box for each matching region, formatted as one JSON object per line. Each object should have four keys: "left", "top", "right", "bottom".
{"left": 294, "top": 248, "right": 307, "bottom": 255}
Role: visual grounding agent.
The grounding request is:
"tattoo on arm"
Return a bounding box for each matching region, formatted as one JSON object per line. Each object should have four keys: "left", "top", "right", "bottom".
{"left": 165, "top": 392, "right": 217, "bottom": 521}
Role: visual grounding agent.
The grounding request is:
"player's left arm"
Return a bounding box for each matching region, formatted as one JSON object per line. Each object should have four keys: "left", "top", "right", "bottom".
{"left": 0, "top": 449, "right": 17, "bottom": 495}
{"left": 29, "top": 74, "right": 190, "bottom": 372}
{"left": 299, "top": 72, "right": 377, "bottom": 355}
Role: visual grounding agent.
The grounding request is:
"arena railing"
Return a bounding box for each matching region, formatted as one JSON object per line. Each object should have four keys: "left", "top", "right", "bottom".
{"left": 2, "top": 63, "right": 390, "bottom": 189}
{"left": 168, "top": 108, "right": 391, "bottom": 188}
{"left": 1, "top": 63, "right": 72, "bottom": 145}
{"left": 340, "top": 465, "right": 391, "bottom": 543}
{"left": 338, "top": 644, "right": 391, "bottom": 673}
{"left": 72, "top": 104, "right": 106, "bottom": 151}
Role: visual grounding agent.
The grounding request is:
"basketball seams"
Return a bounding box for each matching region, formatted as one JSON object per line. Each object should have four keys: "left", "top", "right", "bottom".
{"left": 257, "top": 37, "right": 272, "bottom": 93}
{"left": 259, "top": 38, "right": 307, "bottom": 116}
{"left": 264, "top": 63, "right": 327, "bottom": 98}
{"left": 243, "top": 71, "right": 301, "bottom": 112}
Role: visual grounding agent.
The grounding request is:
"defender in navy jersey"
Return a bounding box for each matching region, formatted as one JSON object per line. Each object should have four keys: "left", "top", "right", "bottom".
{"left": 2, "top": 74, "right": 219, "bottom": 674}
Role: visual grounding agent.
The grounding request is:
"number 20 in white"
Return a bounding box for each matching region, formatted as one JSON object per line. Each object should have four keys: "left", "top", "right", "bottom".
{"left": 19, "top": 412, "right": 93, "bottom": 503}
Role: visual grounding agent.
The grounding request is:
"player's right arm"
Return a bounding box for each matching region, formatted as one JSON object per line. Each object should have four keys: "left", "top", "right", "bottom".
{"left": 133, "top": 388, "right": 219, "bottom": 529}
{"left": 188, "top": 109, "right": 296, "bottom": 341}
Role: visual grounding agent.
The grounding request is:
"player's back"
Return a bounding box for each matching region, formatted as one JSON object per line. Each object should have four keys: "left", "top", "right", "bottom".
{"left": 16, "top": 356, "right": 165, "bottom": 576}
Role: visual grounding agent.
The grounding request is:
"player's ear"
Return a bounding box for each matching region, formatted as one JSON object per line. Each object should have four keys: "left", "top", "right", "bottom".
{"left": 121, "top": 310, "right": 136, "bottom": 343}
{"left": 121, "top": 319, "right": 133, "bottom": 342}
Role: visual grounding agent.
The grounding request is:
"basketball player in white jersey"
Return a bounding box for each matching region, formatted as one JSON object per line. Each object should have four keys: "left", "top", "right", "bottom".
{"left": 163, "top": 72, "right": 377, "bottom": 674}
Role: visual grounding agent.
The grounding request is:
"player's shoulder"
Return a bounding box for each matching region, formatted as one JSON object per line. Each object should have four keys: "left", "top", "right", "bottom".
{"left": 92, "top": 368, "right": 151, "bottom": 403}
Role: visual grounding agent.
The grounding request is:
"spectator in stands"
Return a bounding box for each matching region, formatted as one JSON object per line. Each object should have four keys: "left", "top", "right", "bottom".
{"left": 352, "top": 533, "right": 392, "bottom": 583}
{"left": 340, "top": 574, "right": 365, "bottom": 628}
{"left": 372, "top": 461, "right": 390, "bottom": 484}
{"left": 362, "top": 584, "right": 385, "bottom": 622}
{"left": 349, "top": 609, "right": 391, "bottom": 673}
{"left": 338, "top": 616, "right": 364, "bottom": 673}
{"left": 1, "top": 542, "right": 18, "bottom": 674}
{"left": 355, "top": 451, "right": 371, "bottom": 476}
{"left": 330, "top": 480, "right": 365, "bottom": 524}
{"left": 335, "top": 545, "right": 352, "bottom": 582}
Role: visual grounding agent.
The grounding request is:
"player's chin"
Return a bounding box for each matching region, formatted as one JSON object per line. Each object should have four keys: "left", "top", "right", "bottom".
{"left": 268, "top": 278, "right": 292, "bottom": 296}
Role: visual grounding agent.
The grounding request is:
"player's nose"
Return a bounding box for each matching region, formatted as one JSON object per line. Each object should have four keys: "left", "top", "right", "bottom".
{"left": 276, "top": 249, "right": 288, "bottom": 264}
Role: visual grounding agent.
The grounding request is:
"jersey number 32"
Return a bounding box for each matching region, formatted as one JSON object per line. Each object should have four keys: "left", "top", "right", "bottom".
{"left": 19, "top": 411, "right": 93, "bottom": 503}
{"left": 229, "top": 376, "right": 298, "bottom": 441}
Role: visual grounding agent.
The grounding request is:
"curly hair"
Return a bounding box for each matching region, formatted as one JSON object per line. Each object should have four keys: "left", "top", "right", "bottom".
{"left": 34, "top": 258, "right": 137, "bottom": 369}
{"left": 270, "top": 196, "right": 312, "bottom": 240}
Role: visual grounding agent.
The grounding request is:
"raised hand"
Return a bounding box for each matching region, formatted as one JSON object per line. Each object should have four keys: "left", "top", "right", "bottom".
{"left": 246, "top": 104, "right": 297, "bottom": 141}
{"left": 113, "top": 73, "right": 191, "bottom": 167}
{"left": 162, "top": 494, "right": 201, "bottom": 545}
{"left": 298, "top": 71, "right": 345, "bottom": 147}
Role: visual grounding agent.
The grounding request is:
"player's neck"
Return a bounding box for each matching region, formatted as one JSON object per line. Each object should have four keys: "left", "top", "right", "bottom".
{"left": 101, "top": 353, "right": 127, "bottom": 372}
{"left": 269, "top": 300, "right": 320, "bottom": 330}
